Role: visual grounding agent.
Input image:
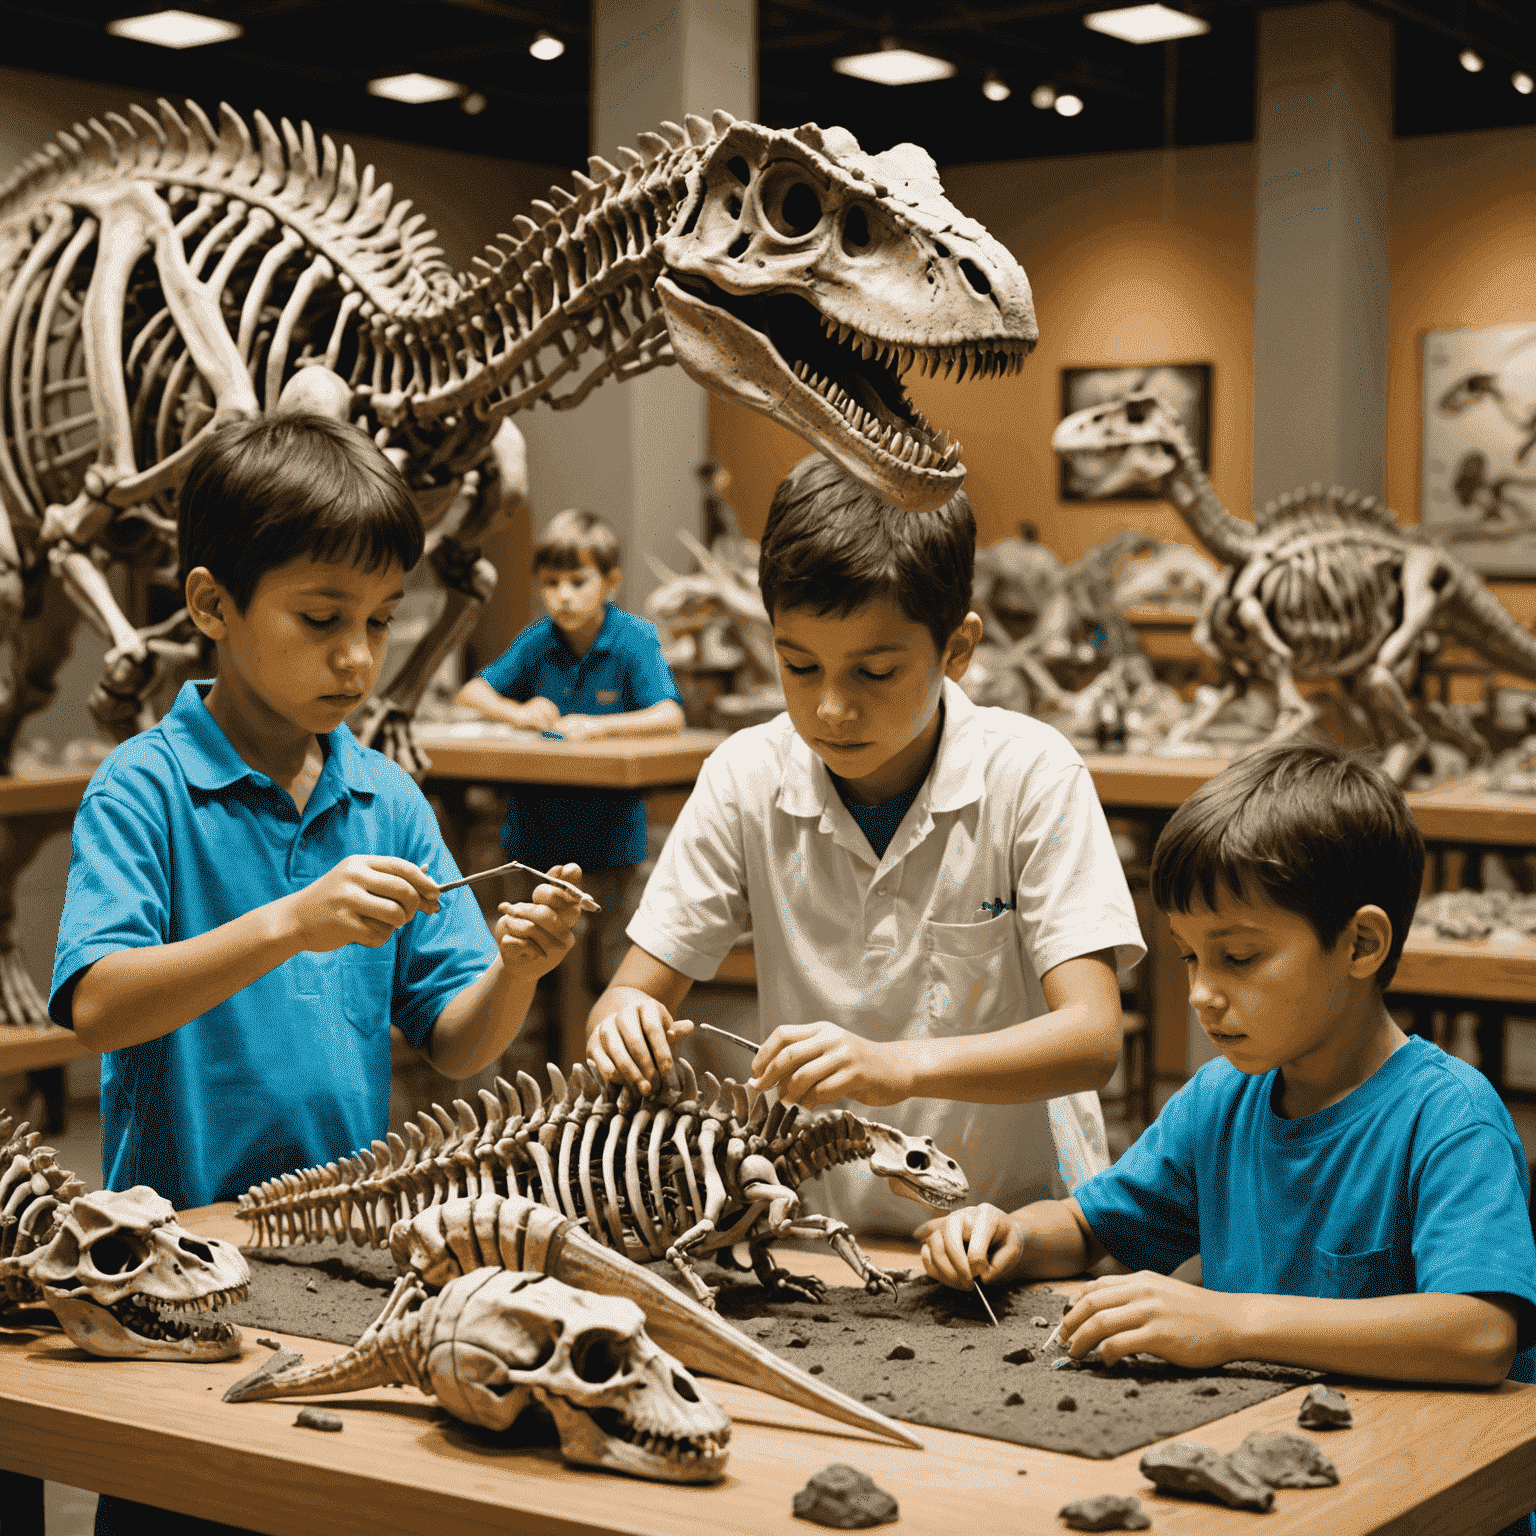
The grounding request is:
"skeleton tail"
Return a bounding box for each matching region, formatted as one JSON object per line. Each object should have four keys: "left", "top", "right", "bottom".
{"left": 223, "top": 1303, "right": 432, "bottom": 1403}
{"left": 1438, "top": 565, "right": 1536, "bottom": 682}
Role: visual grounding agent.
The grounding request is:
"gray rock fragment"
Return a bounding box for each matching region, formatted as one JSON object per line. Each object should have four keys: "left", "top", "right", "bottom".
{"left": 1296, "top": 1383, "right": 1352, "bottom": 1428}
{"left": 1138, "top": 1441, "right": 1274, "bottom": 1512}
{"left": 1003, "top": 1346, "right": 1034, "bottom": 1364}
{"left": 886, "top": 1341, "right": 915, "bottom": 1361}
{"left": 792, "top": 1464, "right": 899, "bottom": 1529}
{"left": 1058, "top": 1493, "right": 1152, "bottom": 1531}
{"left": 1229, "top": 1431, "right": 1339, "bottom": 1489}
{"left": 295, "top": 1407, "right": 342, "bottom": 1432}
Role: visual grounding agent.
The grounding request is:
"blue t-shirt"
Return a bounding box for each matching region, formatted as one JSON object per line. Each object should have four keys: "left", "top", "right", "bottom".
{"left": 476, "top": 603, "right": 683, "bottom": 873}
{"left": 49, "top": 680, "right": 497, "bottom": 1211}
{"left": 832, "top": 771, "right": 926, "bottom": 860}
{"left": 1075, "top": 1034, "right": 1536, "bottom": 1387}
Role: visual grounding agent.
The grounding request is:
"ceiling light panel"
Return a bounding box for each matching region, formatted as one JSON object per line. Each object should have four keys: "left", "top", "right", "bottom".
{"left": 832, "top": 48, "right": 956, "bottom": 86}
{"left": 367, "top": 73, "right": 464, "bottom": 105}
{"left": 1084, "top": 5, "right": 1210, "bottom": 45}
{"left": 106, "top": 9, "right": 242, "bottom": 48}
{"left": 529, "top": 29, "right": 565, "bottom": 61}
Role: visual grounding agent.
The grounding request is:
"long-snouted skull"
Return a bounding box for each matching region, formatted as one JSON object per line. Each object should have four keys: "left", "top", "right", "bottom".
{"left": 865, "top": 1122, "right": 969, "bottom": 1210}
{"left": 432, "top": 1270, "right": 731, "bottom": 1483}
{"left": 29, "top": 1187, "right": 249, "bottom": 1360}
{"left": 1051, "top": 393, "right": 1191, "bottom": 498}
{"left": 658, "top": 121, "right": 1037, "bottom": 515}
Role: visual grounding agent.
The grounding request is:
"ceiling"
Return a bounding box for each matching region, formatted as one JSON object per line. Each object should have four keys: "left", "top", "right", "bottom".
{"left": 0, "top": 0, "right": 1532, "bottom": 168}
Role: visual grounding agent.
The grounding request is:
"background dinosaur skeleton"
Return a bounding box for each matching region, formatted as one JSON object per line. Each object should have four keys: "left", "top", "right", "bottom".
{"left": 0, "top": 97, "right": 1039, "bottom": 1030}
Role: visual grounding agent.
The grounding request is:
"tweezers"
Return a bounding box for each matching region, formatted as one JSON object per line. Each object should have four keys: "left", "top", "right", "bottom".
{"left": 435, "top": 860, "right": 602, "bottom": 912}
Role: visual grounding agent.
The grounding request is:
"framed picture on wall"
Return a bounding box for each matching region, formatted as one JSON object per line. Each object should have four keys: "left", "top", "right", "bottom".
{"left": 1058, "top": 363, "right": 1212, "bottom": 501}
{"left": 1421, "top": 322, "right": 1536, "bottom": 578}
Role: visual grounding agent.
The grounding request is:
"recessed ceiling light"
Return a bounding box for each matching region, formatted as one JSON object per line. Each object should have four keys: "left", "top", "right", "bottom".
{"left": 1459, "top": 48, "right": 1485, "bottom": 72}
{"left": 461, "top": 92, "right": 488, "bottom": 115}
{"left": 1514, "top": 70, "right": 1534, "bottom": 95}
{"left": 832, "top": 41, "right": 956, "bottom": 86}
{"left": 1031, "top": 83, "right": 1058, "bottom": 109}
{"left": 529, "top": 29, "right": 564, "bottom": 61}
{"left": 1084, "top": 5, "right": 1210, "bottom": 44}
{"left": 982, "top": 72, "right": 1012, "bottom": 102}
{"left": 367, "top": 73, "right": 464, "bottom": 105}
{"left": 106, "top": 9, "right": 242, "bottom": 48}
{"left": 1055, "top": 93, "right": 1085, "bottom": 117}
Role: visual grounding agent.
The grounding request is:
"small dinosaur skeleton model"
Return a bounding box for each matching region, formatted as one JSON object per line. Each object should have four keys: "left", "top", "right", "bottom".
{"left": 233, "top": 1266, "right": 733, "bottom": 1483}
{"left": 0, "top": 1116, "right": 248, "bottom": 1358}
{"left": 1052, "top": 393, "right": 1536, "bottom": 779}
{"left": 0, "top": 99, "right": 1035, "bottom": 1029}
{"left": 236, "top": 1056, "right": 968, "bottom": 1309}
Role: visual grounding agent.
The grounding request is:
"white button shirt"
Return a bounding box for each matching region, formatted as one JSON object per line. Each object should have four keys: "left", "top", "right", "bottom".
{"left": 628, "top": 677, "right": 1147, "bottom": 1235}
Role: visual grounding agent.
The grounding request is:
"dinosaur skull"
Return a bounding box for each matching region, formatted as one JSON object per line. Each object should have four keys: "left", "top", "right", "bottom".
{"left": 426, "top": 1269, "right": 731, "bottom": 1483}
{"left": 29, "top": 1187, "right": 249, "bottom": 1360}
{"left": 864, "top": 1122, "right": 969, "bottom": 1209}
{"left": 1052, "top": 392, "right": 1192, "bottom": 497}
{"left": 658, "top": 121, "right": 1037, "bottom": 515}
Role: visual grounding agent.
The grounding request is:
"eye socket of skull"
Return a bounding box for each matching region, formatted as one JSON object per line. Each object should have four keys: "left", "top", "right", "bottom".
{"left": 759, "top": 164, "right": 826, "bottom": 241}
{"left": 905, "top": 1149, "right": 931, "bottom": 1172}
{"left": 841, "top": 204, "right": 872, "bottom": 255}
{"left": 570, "top": 1328, "right": 634, "bottom": 1385}
{"left": 86, "top": 1233, "right": 148, "bottom": 1276}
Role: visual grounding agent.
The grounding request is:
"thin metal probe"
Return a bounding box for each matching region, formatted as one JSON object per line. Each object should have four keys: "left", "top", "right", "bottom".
{"left": 435, "top": 860, "right": 602, "bottom": 912}
{"left": 695, "top": 1020, "right": 762, "bottom": 1057}
{"left": 974, "top": 1279, "right": 1001, "bottom": 1328}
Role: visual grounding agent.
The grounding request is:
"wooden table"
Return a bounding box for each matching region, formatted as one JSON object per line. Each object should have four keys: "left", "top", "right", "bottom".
{"left": 0, "top": 1024, "right": 87, "bottom": 1076}
{"left": 414, "top": 725, "right": 727, "bottom": 791}
{"left": 2, "top": 1206, "right": 1533, "bottom": 1536}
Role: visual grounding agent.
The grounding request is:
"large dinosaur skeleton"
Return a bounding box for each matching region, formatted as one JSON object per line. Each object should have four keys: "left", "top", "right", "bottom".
{"left": 0, "top": 98, "right": 1039, "bottom": 1028}
{"left": 1052, "top": 393, "right": 1536, "bottom": 780}
{"left": 236, "top": 1055, "right": 969, "bottom": 1309}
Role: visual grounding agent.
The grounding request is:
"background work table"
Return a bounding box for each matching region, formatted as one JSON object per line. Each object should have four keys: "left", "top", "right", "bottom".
{"left": 2, "top": 1206, "right": 1532, "bottom": 1536}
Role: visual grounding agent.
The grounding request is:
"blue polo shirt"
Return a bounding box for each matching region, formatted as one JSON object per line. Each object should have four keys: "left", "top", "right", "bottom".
{"left": 49, "top": 680, "right": 497, "bottom": 1212}
{"left": 476, "top": 603, "right": 683, "bottom": 874}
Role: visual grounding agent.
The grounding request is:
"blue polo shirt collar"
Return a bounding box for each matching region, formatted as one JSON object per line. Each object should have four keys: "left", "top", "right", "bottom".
{"left": 159, "top": 680, "right": 379, "bottom": 798}
{"left": 580, "top": 603, "right": 619, "bottom": 659}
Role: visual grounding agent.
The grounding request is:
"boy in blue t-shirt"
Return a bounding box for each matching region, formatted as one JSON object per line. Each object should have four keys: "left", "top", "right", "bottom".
{"left": 455, "top": 508, "right": 683, "bottom": 986}
{"left": 50, "top": 415, "right": 583, "bottom": 1215}
{"left": 921, "top": 742, "right": 1536, "bottom": 1535}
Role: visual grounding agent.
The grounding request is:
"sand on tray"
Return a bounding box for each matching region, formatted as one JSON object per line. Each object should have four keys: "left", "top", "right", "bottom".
{"left": 227, "top": 1244, "right": 1325, "bottom": 1459}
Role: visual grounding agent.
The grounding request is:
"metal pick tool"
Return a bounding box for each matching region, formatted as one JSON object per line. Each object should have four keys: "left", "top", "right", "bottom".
{"left": 973, "top": 1279, "right": 1000, "bottom": 1327}
{"left": 695, "top": 1020, "right": 761, "bottom": 1058}
{"left": 435, "top": 860, "right": 602, "bottom": 912}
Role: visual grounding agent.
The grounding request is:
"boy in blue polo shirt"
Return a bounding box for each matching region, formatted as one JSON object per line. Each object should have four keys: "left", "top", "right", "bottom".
{"left": 49, "top": 414, "right": 582, "bottom": 1215}
{"left": 920, "top": 743, "right": 1536, "bottom": 1536}
{"left": 455, "top": 507, "right": 683, "bottom": 986}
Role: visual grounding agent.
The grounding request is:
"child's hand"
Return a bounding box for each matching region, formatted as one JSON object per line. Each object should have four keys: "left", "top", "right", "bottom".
{"left": 518, "top": 697, "right": 561, "bottom": 731}
{"left": 290, "top": 856, "right": 441, "bottom": 951}
{"left": 917, "top": 1204, "right": 1024, "bottom": 1290}
{"left": 750, "top": 1022, "right": 908, "bottom": 1108}
{"left": 554, "top": 714, "right": 602, "bottom": 742}
{"left": 589, "top": 999, "right": 693, "bottom": 1096}
{"left": 1056, "top": 1271, "right": 1246, "bottom": 1370}
{"left": 494, "top": 862, "right": 582, "bottom": 983}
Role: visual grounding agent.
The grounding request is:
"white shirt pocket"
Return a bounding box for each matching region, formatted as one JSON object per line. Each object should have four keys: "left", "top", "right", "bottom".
{"left": 916, "top": 916, "right": 1015, "bottom": 1036}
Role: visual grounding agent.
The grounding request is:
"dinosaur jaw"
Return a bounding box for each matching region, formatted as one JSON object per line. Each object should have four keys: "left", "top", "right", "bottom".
{"left": 659, "top": 275, "right": 1015, "bottom": 514}
{"left": 42, "top": 1283, "right": 248, "bottom": 1361}
{"left": 549, "top": 1399, "right": 732, "bottom": 1484}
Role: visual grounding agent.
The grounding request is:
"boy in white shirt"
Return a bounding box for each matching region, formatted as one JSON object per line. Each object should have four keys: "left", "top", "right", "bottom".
{"left": 588, "top": 454, "right": 1145, "bottom": 1235}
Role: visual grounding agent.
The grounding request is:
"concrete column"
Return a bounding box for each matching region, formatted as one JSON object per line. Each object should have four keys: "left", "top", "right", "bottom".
{"left": 516, "top": 0, "right": 755, "bottom": 611}
{"left": 1251, "top": 1, "right": 1392, "bottom": 504}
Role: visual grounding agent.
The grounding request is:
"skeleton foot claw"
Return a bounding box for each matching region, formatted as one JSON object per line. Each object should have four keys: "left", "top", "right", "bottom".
{"left": 760, "top": 1267, "right": 827, "bottom": 1304}
{"left": 864, "top": 1268, "right": 900, "bottom": 1299}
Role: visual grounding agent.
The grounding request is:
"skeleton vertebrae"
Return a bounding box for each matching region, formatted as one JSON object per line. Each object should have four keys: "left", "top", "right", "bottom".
{"left": 0, "top": 1113, "right": 86, "bottom": 1310}
{"left": 237, "top": 1056, "right": 967, "bottom": 1306}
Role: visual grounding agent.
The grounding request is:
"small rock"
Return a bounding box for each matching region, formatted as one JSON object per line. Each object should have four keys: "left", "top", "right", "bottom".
{"left": 1124, "top": 1387, "right": 1140, "bottom": 1398}
{"left": 1057, "top": 1395, "right": 1077, "bottom": 1412}
{"left": 1005, "top": 1391, "right": 1024, "bottom": 1406}
{"left": 1031, "top": 1315, "right": 1049, "bottom": 1327}
{"left": 256, "top": 1337, "right": 282, "bottom": 1350}
{"left": 960, "top": 1343, "right": 976, "bottom": 1352}
{"left": 1139, "top": 1441, "right": 1274, "bottom": 1512}
{"left": 1195, "top": 1384, "right": 1219, "bottom": 1396}
{"left": 1058, "top": 1493, "right": 1152, "bottom": 1531}
{"left": 812, "top": 1314, "right": 831, "bottom": 1323}
{"left": 1297, "top": 1383, "right": 1353, "bottom": 1428}
{"left": 789, "top": 1336, "right": 809, "bottom": 1348}
{"left": 303, "top": 1278, "right": 318, "bottom": 1293}
{"left": 1017, "top": 1469, "right": 1027, "bottom": 1476}
{"left": 295, "top": 1408, "right": 342, "bottom": 1433}
{"left": 792, "top": 1465, "right": 899, "bottom": 1529}
{"left": 886, "top": 1341, "right": 915, "bottom": 1361}
{"left": 1003, "top": 1346, "right": 1034, "bottom": 1365}
{"left": 1230, "top": 1431, "right": 1339, "bottom": 1489}
{"left": 810, "top": 1364, "right": 825, "bottom": 1375}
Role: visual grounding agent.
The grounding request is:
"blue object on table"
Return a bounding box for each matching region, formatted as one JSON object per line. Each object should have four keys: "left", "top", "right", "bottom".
{"left": 540, "top": 729, "right": 565, "bottom": 740}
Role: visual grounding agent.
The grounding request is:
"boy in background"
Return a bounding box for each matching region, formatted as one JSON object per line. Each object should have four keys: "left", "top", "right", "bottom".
{"left": 920, "top": 743, "right": 1536, "bottom": 1536}
{"left": 50, "top": 415, "right": 582, "bottom": 1215}
{"left": 456, "top": 508, "right": 684, "bottom": 991}
{"left": 588, "top": 454, "right": 1144, "bottom": 1236}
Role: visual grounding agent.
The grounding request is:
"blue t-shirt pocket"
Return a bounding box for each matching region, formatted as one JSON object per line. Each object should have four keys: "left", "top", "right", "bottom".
{"left": 1315, "top": 1243, "right": 1396, "bottom": 1299}
{"left": 342, "top": 946, "right": 396, "bottom": 1038}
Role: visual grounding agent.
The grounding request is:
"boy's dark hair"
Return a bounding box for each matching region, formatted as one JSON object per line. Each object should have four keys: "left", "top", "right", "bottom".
{"left": 178, "top": 414, "right": 423, "bottom": 615}
{"left": 534, "top": 508, "right": 621, "bottom": 576}
{"left": 758, "top": 454, "right": 976, "bottom": 657}
{"left": 1150, "top": 742, "right": 1425, "bottom": 990}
